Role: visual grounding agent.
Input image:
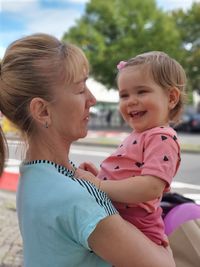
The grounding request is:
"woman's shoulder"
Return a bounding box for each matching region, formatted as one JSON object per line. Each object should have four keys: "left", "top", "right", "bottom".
{"left": 19, "top": 160, "right": 117, "bottom": 216}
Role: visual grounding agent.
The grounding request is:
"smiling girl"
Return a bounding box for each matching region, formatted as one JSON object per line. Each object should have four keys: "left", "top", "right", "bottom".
{"left": 76, "top": 51, "right": 186, "bottom": 257}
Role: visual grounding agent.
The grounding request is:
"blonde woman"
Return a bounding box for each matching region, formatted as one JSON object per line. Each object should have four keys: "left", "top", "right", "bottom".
{"left": 0, "top": 34, "right": 175, "bottom": 267}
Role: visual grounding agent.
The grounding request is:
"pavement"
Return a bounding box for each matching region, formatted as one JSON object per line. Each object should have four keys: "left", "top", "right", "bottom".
{"left": 0, "top": 128, "right": 200, "bottom": 266}
{"left": 0, "top": 191, "right": 22, "bottom": 267}
{"left": 5, "top": 127, "right": 200, "bottom": 152}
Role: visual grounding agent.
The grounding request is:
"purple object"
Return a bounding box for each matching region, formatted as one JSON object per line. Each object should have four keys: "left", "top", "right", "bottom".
{"left": 164, "top": 203, "right": 200, "bottom": 236}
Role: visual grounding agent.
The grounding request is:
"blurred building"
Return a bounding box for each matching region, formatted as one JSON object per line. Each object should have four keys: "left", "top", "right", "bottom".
{"left": 193, "top": 90, "right": 200, "bottom": 112}
{"left": 87, "top": 78, "right": 128, "bottom": 129}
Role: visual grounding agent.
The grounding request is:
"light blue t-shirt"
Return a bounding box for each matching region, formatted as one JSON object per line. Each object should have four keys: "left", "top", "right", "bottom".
{"left": 17, "top": 160, "right": 117, "bottom": 267}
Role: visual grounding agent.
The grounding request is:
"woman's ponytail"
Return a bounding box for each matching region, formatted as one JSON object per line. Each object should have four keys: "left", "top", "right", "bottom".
{"left": 0, "top": 125, "right": 6, "bottom": 176}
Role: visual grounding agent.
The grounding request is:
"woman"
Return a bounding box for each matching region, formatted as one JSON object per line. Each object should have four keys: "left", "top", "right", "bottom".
{"left": 0, "top": 33, "right": 175, "bottom": 267}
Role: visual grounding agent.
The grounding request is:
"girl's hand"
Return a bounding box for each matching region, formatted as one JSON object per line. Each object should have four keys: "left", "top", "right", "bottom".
{"left": 75, "top": 168, "right": 100, "bottom": 188}
{"left": 79, "top": 161, "right": 99, "bottom": 176}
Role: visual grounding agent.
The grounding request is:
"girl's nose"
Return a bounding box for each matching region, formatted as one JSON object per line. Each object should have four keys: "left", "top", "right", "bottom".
{"left": 128, "top": 95, "right": 138, "bottom": 106}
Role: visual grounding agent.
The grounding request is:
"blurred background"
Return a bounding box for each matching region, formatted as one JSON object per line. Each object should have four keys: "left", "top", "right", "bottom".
{"left": 1, "top": 0, "right": 200, "bottom": 133}
{"left": 1, "top": 1, "right": 200, "bottom": 266}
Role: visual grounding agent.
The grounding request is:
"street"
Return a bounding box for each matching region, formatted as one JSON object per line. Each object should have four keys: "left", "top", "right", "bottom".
{"left": 0, "top": 134, "right": 200, "bottom": 266}
{"left": 7, "top": 139, "right": 200, "bottom": 185}
{"left": 6, "top": 135, "right": 200, "bottom": 204}
{"left": 70, "top": 144, "right": 200, "bottom": 184}
{"left": 69, "top": 144, "right": 200, "bottom": 204}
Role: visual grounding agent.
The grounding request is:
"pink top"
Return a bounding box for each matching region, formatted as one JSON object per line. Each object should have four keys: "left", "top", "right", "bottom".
{"left": 98, "top": 126, "right": 180, "bottom": 246}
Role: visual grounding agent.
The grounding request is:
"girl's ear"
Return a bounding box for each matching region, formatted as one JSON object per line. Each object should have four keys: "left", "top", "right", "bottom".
{"left": 168, "top": 87, "right": 180, "bottom": 110}
{"left": 29, "top": 97, "right": 51, "bottom": 127}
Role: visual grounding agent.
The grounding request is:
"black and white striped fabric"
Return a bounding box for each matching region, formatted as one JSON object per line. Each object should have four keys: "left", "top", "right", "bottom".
{"left": 24, "top": 159, "right": 117, "bottom": 216}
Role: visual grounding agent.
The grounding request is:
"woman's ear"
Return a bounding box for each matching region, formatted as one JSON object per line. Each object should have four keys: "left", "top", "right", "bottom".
{"left": 29, "top": 97, "right": 51, "bottom": 127}
{"left": 168, "top": 87, "right": 180, "bottom": 110}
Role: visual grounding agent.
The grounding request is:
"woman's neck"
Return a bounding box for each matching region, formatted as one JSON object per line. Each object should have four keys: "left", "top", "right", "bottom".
{"left": 26, "top": 133, "right": 71, "bottom": 170}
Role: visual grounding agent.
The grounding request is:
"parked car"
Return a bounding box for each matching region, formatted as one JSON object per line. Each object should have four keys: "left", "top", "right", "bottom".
{"left": 173, "top": 112, "right": 200, "bottom": 132}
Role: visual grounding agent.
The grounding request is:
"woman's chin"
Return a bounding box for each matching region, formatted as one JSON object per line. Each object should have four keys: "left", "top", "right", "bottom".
{"left": 77, "top": 129, "right": 88, "bottom": 140}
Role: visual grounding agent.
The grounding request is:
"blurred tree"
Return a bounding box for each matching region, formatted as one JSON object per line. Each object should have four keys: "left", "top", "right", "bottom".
{"left": 172, "top": 3, "right": 200, "bottom": 93}
{"left": 63, "top": 0, "right": 183, "bottom": 89}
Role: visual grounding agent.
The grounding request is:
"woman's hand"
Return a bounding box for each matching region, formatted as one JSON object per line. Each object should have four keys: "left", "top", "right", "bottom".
{"left": 79, "top": 161, "right": 99, "bottom": 176}
{"left": 75, "top": 168, "right": 100, "bottom": 188}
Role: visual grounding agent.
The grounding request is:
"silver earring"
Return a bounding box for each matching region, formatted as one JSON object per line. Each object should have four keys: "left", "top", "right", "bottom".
{"left": 44, "top": 121, "right": 48, "bottom": 128}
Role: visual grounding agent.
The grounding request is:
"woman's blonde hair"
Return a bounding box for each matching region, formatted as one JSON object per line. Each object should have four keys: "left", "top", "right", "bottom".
{"left": 0, "top": 33, "right": 89, "bottom": 175}
{"left": 117, "top": 51, "right": 187, "bottom": 123}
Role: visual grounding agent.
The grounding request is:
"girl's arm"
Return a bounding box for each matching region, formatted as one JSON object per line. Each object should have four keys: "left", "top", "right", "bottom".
{"left": 100, "top": 175, "right": 166, "bottom": 203}
{"left": 75, "top": 167, "right": 166, "bottom": 203}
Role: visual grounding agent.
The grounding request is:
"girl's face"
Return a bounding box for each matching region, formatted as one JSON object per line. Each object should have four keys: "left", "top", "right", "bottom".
{"left": 50, "top": 72, "right": 96, "bottom": 143}
{"left": 118, "top": 65, "right": 173, "bottom": 133}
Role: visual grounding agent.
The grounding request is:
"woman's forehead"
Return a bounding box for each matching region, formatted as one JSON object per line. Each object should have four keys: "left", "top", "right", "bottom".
{"left": 73, "top": 68, "right": 89, "bottom": 83}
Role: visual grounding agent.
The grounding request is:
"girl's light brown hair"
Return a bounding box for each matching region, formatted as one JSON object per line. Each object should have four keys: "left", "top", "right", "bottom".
{"left": 0, "top": 33, "right": 89, "bottom": 175}
{"left": 118, "top": 51, "right": 187, "bottom": 123}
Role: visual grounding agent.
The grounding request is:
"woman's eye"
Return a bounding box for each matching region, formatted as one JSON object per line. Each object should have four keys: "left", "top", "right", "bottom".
{"left": 79, "top": 89, "right": 86, "bottom": 94}
{"left": 79, "top": 84, "right": 86, "bottom": 94}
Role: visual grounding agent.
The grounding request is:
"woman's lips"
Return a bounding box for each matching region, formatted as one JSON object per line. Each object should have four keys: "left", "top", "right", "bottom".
{"left": 83, "top": 114, "right": 89, "bottom": 121}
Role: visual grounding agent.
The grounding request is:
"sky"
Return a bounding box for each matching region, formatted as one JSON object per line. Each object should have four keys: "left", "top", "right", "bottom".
{"left": 0, "top": 0, "right": 200, "bottom": 59}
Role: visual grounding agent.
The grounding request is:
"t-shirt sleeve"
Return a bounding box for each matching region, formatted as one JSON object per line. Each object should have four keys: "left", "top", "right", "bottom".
{"left": 141, "top": 131, "right": 180, "bottom": 188}
{"left": 63, "top": 180, "right": 118, "bottom": 250}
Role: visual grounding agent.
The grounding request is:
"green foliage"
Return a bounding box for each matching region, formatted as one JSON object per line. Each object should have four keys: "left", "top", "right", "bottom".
{"left": 63, "top": 0, "right": 199, "bottom": 95}
{"left": 172, "top": 3, "right": 200, "bottom": 92}
{"left": 63, "top": 0, "right": 183, "bottom": 88}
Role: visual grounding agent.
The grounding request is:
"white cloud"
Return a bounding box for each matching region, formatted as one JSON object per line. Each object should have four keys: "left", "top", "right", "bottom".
{"left": 68, "top": 0, "right": 89, "bottom": 3}
{"left": 0, "top": 1, "right": 83, "bottom": 58}
{"left": 0, "top": 0, "right": 38, "bottom": 12}
{"left": 157, "top": 0, "right": 200, "bottom": 11}
{"left": 0, "top": 0, "right": 89, "bottom": 13}
{"left": 0, "top": 30, "right": 25, "bottom": 58}
{"left": 25, "top": 8, "right": 81, "bottom": 39}
{"left": 1, "top": 0, "right": 200, "bottom": 59}
{"left": 0, "top": 46, "right": 6, "bottom": 59}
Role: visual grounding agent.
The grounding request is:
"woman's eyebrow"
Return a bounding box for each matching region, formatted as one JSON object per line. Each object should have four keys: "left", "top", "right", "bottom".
{"left": 75, "top": 75, "right": 89, "bottom": 84}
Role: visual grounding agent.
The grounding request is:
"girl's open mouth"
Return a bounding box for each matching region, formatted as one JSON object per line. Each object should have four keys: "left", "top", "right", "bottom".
{"left": 129, "top": 111, "right": 146, "bottom": 118}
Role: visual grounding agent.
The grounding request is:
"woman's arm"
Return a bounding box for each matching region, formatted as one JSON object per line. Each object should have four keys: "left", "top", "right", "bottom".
{"left": 88, "top": 214, "right": 175, "bottom": 267}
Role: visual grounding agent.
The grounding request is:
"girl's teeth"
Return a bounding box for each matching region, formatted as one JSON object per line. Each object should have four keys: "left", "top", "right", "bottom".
{"left": 130, "top": 111, "right": 146, "bottom": 117}
{"left": 130, "top": 111, "right": 139, "bottom": 116}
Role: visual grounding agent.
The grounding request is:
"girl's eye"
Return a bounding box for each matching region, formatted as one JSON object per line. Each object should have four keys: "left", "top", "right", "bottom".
{"left": 138, "top": 90, "right": 147, "bottom": 94}
{"left": 119, "top": 93, "right": 129, "bottom": 98}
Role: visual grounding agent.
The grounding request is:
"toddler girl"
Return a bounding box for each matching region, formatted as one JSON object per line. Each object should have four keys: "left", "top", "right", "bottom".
{"left": 76, "top": 51, "right": 186, "bottom": 247}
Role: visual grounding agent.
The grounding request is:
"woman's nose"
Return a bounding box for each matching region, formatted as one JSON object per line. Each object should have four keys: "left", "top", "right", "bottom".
{"left": 87, "top": 88, "right": 96, "bottom": 107}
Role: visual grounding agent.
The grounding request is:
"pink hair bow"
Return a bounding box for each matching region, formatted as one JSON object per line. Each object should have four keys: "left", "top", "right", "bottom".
{"left": 117, "top": 61, "right": 127, "bottom": 70}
